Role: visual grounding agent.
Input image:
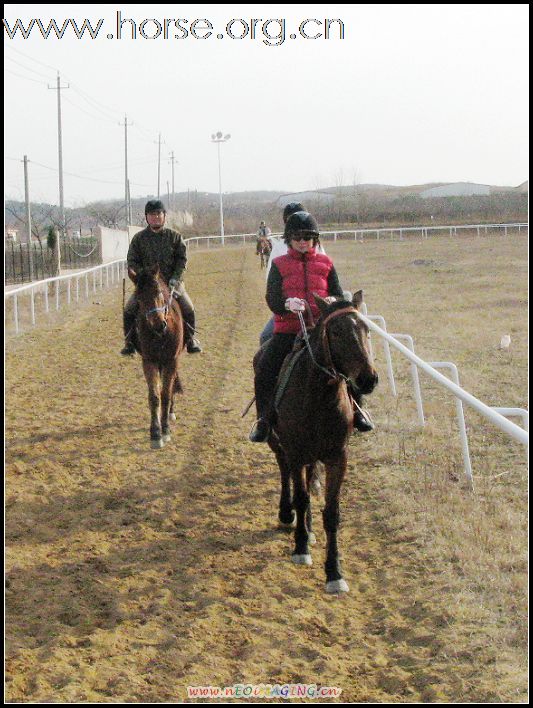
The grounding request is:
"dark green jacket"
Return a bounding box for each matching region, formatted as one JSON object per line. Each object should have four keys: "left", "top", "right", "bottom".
{"left": 127, "top": 226, "right": 187, "bottom": 284}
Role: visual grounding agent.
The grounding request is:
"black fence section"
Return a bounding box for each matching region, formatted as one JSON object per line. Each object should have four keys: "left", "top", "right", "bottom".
{"left": 4, "top": 238, "right": 100, "bottom": 285}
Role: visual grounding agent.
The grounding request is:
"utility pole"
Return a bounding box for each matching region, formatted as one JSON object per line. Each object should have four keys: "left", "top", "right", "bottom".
{"left": 157, "top": 133, "right": 162, "bottom": 199}
{"left": 48, "top": 71, "right": 69, "bottom": 274}
{"left": 127, "top": 179, "right": 132, "bottom": 229}
{"left": 168, "top": 151, "right": 177, "bottom": 208}
{"left": 120, "top": 115, "right": 133, "bottom": 226}
{"left": 23, "top": 155, "right": 34, "bottom": 281}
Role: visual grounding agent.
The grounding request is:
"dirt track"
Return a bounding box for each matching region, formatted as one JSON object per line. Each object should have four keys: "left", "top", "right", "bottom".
{"left": 6, "top": 244, "right": 527, "bottom": 703}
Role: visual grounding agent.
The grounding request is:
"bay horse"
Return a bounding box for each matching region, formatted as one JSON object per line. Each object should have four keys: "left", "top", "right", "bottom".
{"left": 258, "top": 291, "right": 378, "bottom": 593}
{"left": 256, "top": 237, "right": 272, "bottom": 269}
{"left": 128, "top": 265, "right": 185, "bottom": 449}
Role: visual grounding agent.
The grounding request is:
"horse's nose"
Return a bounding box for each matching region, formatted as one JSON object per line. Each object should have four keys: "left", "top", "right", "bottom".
{"left": 356, "top": 370, "right": 378, "bottom": 395}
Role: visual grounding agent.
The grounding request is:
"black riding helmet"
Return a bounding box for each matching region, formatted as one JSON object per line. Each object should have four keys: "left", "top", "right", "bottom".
{"left": 282, "top": 201, "right": 305, "bottom": 224}
{"left": 283, "top": 211, "right": 320, "bottom": 245}
{"left": 145, "top": 199, "right": 167, "bottom": 215}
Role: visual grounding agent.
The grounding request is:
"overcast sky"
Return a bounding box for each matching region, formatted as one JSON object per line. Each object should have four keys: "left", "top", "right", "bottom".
{"left": 3, "top": 3, "right": 529, "bottom": 206}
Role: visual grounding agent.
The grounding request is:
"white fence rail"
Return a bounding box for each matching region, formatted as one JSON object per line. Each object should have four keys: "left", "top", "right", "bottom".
{"left": 5, "top": 260, "right": 127, "bottom": 334}
{"left": 184, "top": 222, "right": 528, "bottom": 247}
{"left": 358, "top": 309, "right": 528, "bottom": 486}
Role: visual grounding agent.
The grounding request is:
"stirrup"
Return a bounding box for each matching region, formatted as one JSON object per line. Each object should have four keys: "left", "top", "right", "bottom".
{"left": 249, "top": 418, "right": 270, "bottom": 443}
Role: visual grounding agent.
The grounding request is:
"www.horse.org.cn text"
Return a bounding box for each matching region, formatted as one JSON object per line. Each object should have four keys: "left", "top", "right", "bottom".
{"left": 3, "top": 15, "right": 346, "bottom": 46}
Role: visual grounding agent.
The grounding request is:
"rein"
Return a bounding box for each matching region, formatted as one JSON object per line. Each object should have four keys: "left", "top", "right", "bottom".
{"left": 297, "top": 305, "right": 358, "bottom": 385}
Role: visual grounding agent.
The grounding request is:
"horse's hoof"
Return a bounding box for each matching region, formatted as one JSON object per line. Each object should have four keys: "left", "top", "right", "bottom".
{"left": 326, "top": 579, "right": 349, "bottom": 594}
{"left": 308, "top": 532, "right": 317, "bottom": 546}
{"left": 291, "top": 554, "right": 313, "bottom": 566}
{"left": 162, "top": 431, "right": 171, "bottom": 442}
{"left": 150, "top": 438, "right": 164, "bottom": 449}
{"left": 278, "top": 517, "right": 297, "bottom": 530}
{"left": 169, "top": 413, "right": 176, "bottom": 422}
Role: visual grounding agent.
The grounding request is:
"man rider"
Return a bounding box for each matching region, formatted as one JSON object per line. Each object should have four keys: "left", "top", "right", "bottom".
{"left": 120, "top": 199, "right": 202, "bottom": 355}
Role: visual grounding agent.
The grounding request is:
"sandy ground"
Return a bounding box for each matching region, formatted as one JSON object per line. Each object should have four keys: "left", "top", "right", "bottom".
{"left": 5, "top": 243, "right": 528, "bottom": 703}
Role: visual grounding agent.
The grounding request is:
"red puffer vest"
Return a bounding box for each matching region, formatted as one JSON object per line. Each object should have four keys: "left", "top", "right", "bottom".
{"left": 273, "top": 248, "right": 334, "bottom": 334}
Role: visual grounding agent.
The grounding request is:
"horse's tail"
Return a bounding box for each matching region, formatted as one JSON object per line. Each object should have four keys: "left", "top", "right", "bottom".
{"left": 174, "top": 374, "right": 184, "bottom": 395}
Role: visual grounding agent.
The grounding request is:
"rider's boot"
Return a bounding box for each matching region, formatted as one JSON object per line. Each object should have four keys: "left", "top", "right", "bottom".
{"left": 354, "top": 408, "right": 374, "bottom": 432}
{"left": 182, "top": 309, "right": 202, "bottom": 353}
{"left": 352, "top": 391, "right": 375, "bottom": 432}
{"left": 249, "top": 396, "right": 271, "bottom": 443}
{"left": 120, "top": 310, "right": 137, "bottom": 356}
{"left": 120, "top": 339, "right": 136, "bottom": 356}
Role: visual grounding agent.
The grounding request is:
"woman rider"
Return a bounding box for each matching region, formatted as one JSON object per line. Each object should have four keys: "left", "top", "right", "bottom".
{"left": 250, "top": 211, "right": 373, "bottom": 442}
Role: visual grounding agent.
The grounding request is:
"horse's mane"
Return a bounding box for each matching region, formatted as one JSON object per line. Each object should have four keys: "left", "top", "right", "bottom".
{"left": 136, "top": 268, "right": 166, "bottom": 292}
{"left": 307, "top": 297, "right": 355, "bottom": 344}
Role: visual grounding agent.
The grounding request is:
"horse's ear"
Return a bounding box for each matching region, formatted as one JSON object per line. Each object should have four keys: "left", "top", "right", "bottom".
{"left": 313, "top": 293, "right": 330, "bottom": 316}
{"left": 128, "top": 267, "right": 138, "bottom": 284}
{"left": 352, "top": 290, "right": 364, "bottom": 310}
{"left": 149, "top": 264, "right": 159, "bottom": 276}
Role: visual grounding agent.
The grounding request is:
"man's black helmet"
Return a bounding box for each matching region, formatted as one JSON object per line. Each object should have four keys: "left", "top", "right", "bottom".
{"left": 282, "top": 202, "right": 305, "bottom": 224}
{"left": 145, "top": 199, "right": 166, "bottom": 215}
{"left": 284, "top": 211, "right": 319, "bottom": 244}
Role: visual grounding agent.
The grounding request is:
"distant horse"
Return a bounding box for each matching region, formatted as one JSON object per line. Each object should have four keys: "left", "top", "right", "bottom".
{"left": 255, "top": 291, "right": 378, "bottom": 593}
{"left": 128, "top": 265, "right": 185, "bottom": 449}
{"left": 256, "top": 237, "right": 272, "bottom": 269}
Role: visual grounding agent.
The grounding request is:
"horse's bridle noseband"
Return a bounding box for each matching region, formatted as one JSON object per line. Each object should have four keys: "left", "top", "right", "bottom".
{"left": 144, "top": 286, "right": 175, "bottom": 334}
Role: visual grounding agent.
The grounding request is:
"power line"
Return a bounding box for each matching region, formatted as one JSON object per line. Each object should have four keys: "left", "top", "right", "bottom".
{"left": 4, "top": 43, "right": 59, "bottom": 72}
{"left": 5, "top": 68, "right": 46, "bottom": 85}
{"left": 5, "top": 55, "right": 55, "bottom": 80}
{"left": 62, "top": 95, "right": 117, "bottom": 125}
{"left": 28, "top": 159, "right": 153, "bottom": 188}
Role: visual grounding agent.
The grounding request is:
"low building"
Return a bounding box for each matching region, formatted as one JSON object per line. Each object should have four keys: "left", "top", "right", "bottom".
{"left": 420, "top": 182, "right": 491, "bottom": 198}
{"left": 276, "top": 191, "right": 335, "bottom": 208}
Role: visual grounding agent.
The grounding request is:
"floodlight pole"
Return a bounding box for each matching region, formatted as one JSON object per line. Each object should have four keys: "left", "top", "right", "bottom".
{"left": 211, "top": 133, "right": 231, "bottom": 244}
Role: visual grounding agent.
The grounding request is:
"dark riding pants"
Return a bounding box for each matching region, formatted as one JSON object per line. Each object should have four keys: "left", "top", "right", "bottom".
{"left": 254, "top": 332, "right": 297, "bottom": 419}
{"left": 123, "top": 285, "right": 197, "bottom": 343}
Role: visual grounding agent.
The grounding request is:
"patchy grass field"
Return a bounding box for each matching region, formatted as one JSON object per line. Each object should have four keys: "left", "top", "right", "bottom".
{"left": 5, "top": 232, "right": 528, "bottom": 702}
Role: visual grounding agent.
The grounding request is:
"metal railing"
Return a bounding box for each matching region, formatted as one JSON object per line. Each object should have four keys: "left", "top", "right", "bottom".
{"left": 358, "top": 307, "right": 528, "bottom": 487}
{"left": 5, "top": 260, "right": 126, "bottom": 334}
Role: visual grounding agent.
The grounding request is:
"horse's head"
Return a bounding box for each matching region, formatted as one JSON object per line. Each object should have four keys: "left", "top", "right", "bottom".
{"left": 133, "top": 265, "right": 170, "bottom": 335}
{"left": 313, "top": 291, "right": 378, "bottom": 395}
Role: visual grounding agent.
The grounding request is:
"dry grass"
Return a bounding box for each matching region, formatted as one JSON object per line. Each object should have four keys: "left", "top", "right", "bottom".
{"left": 5, "top": 232, "right": 528, "bottom": 702}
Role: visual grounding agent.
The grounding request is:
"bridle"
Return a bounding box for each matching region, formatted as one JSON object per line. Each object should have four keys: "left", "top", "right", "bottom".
{"left": 297, "top": 305, "right": 361, "bottom": 385}
{"left": 143, "top": 285, "right": 175, "bottom": 334}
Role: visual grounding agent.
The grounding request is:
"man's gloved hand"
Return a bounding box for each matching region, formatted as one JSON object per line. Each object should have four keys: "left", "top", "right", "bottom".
{"left": 169, "top": 278, "right": 180, "bottom": 289}
{"left": 285, "top": 297, "right": 306, "bottom": 313}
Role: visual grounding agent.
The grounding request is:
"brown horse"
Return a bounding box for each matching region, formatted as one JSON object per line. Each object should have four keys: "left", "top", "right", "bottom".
{"left": 128, "top": 265, "right": 185, "bottom": 449}
{"left": 256, "top": 237, "right": 272, "bottom": 269}
{"left": 259, "top": 291, "right": 378, "bottom": 593}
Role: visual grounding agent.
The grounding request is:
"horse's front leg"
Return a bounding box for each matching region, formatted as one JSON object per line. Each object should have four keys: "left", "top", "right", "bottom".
{"left": 142, "top": 359, "right": 163, "bottom": 448}
{"left": 322, "top": 450, "right": 349, "bottom": 593}
{"left": 291, "top": 461, "right": 312, "bottom": 566}
{"left": 270, "top": 440, "right": 295, "bottom": 528}
{"left": 305, "top": 465, "right": 317, "bottom": 546}
{"left": 160, "top": 365, "right": 176, "bottom": 443}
